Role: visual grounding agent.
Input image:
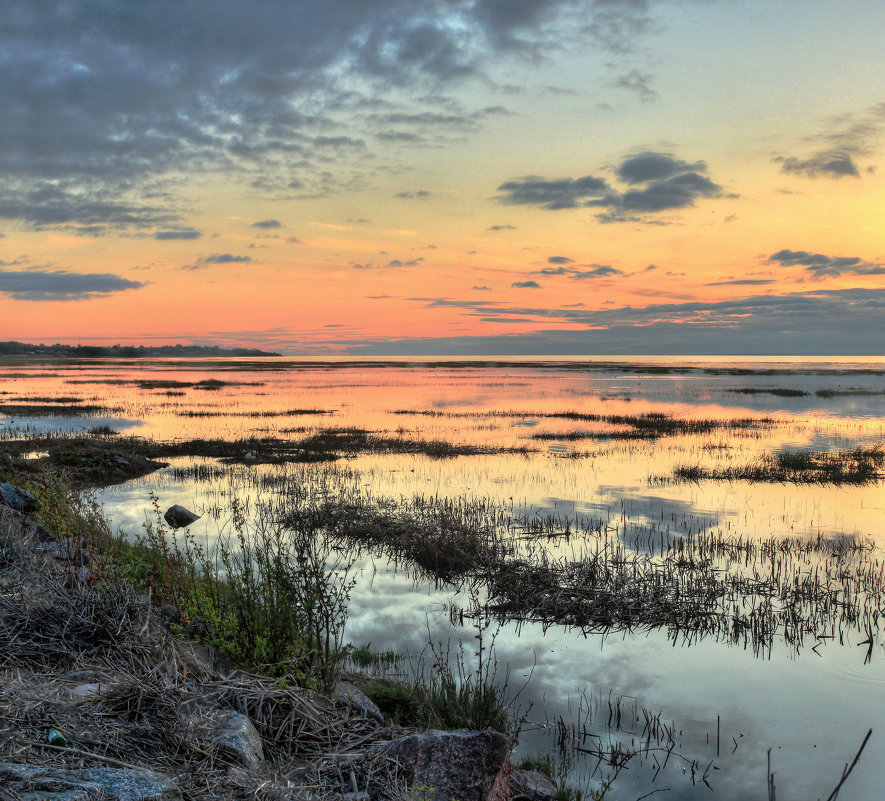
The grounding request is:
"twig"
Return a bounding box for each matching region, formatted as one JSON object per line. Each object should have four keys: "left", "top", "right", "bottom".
{"left": 22, "top": 739, "right": 148, "bottom": 771}
{"left": 822, "top": 728, "right": 872, "bottom": 801}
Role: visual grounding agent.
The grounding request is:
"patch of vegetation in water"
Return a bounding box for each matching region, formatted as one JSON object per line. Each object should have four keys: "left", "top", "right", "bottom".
{"left": 671, "top": 444, "right": 885, "bottom": 485}
{"left": 729, "top": 387, "right": 810, "bottom": 397}
{"left": 0, "top": 403, "right": 120, "bottom": 417}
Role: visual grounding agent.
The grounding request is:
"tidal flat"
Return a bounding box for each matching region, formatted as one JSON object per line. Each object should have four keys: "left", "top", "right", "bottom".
{"left": 2, "top": 354, "right": 884, "bottom": 800}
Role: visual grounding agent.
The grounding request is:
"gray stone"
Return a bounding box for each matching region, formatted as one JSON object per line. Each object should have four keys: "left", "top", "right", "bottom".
{"left": 375, "top": 728, "right": 511, "bottom": 801}
{"left": 0, "top": 451, "right": 12, "bottom": 467}
{"left": 163, "top": 504, "right": 201, "bottom": 529}
{"left": 182, "top": 708, "right": 264, "bottom": 769}
{"left": 0, "top": 762, "right": 181, "bottom": 801}
{"left": 334, "top": 681, "right": 383, "bottom": 724}
{"left": 210, "top": 710, "right": 264, "bottom": 768}
{"left": 510, "top": 769, "right": 556, "bottom": 801}
{"left": 0, "top": 482, "right": 37, "bottom": 513}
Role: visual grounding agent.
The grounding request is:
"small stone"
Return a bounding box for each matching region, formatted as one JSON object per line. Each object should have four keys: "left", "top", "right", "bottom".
{"left": 334, "top": 681, "right": 383, "bottom": 724}
{"left": 510, "top": 769, "right": 557, "bottom": 801}
{"left": 72, "top": 682, "right": 105, "bottom": 701}
{"left": 163, "top": 505, "right": 201, "bottom": 529}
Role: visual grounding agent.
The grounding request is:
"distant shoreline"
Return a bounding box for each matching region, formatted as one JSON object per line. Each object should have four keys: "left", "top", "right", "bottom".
{"left": 0, "top": 341, "right": 280, "bottom": 358}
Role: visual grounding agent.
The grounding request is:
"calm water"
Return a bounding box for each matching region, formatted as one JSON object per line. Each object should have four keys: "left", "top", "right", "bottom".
{"left": 2, "top": 355, "right": 884, "bottom": 799}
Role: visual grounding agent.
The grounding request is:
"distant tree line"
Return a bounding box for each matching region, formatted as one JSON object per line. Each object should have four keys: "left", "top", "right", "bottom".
{"left": 0, "top": 341, "right": 280, "bottom": 357}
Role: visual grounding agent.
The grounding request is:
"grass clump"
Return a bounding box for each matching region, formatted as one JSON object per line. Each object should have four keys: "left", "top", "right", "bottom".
{"left": 673, "top": 444, "right": 885, "bottom": 485}
{"left": 133, "top": 493, "right": 354, "bottom": 690}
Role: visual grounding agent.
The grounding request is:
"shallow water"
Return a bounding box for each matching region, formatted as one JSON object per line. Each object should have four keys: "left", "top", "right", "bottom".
{"left": 2, "top": 355, "right": 884, "bottom": 799}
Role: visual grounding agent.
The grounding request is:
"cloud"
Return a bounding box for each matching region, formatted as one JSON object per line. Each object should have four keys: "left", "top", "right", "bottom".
{"left": 498, "top": 151, "right": 726, "bottom": 220}
{"left": 252, "top": 219, "right": 282, "bottom": 228}
{"left": 774, "top": 102, "right": 885, "bottom": 179}
{"left": 155, "top": 228, "right": 202, "bottom": 240}
{"left": 706, "top": 279, "right": 776, "bottom": 286}
{"left": 204, "top": 253, "right": 253, "bottom": 264}
{"left": 768, "top": 249, "right": 885, "bottom": 278}
{"left": 337, "top": 288, "right": 885, "bottom": 356}
{"left": 497, "top": 175, "right": 611, "bottom": 210}
{"left": 472, "top": 285, "right": 492, "bottom": 291}
{"left": 616, "top": 153, "right": 706, "bottom": 185}
{"left": 538, "top": 264, "right": 624, "bottom": 279}
{"left": 775, "top": 152, "right": 860, "bottom": 179}
{"left": 396, "top": 190, "right": 432, "bottom": 199}
{"left": 0, "top": 270, "right": 145, "bottom": 301}
{"left": 612, "top": 70, "right": 657, "bottom": 102}
{"left": 0, "top": 1, "right": 679, "bottom": 231}
{"left": 547, "top": 256, "right": 573, "bottom": 264}
{"left": 512, "top": 280, "right": 541, "bottom": 288}
{"left": 487, "top": 224, "right": 516, "bottom": 231}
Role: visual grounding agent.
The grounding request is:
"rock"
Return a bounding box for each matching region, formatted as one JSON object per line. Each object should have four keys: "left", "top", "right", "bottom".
{"left": 71, "top": 682, "right": 106, "bottom": 701}
{"left": 0, "top": 482, "right": 37, "bottom": 513}
{"left": 37, "top": 536, "right": 88, "bottom": 563}
{"left": 375, "top": 728, "right": 511, "bottom": 801}
{"left": 510, "top": 769, "right": 556, "bottom": 801}
{"left": 334, "top": 681, "right": 383, "bottom": 724}
{"left": 0, "top": 762, "right": 181, "bottom": 801}
{"left": 183, "top": 708, "right": 264, "bottom": 769}
{"left": 210, "top": 710, "right": 264, "bottom": 769}
{"left": 163, "top": 504, "right": 201, "bottom": 529}
{"left": 0, "top": 451, "right": 12, "bottom": 467}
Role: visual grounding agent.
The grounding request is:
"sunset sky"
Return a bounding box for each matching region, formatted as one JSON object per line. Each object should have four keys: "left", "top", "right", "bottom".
{"left": 2, "top": 0, "right": 885, "bottom": 355}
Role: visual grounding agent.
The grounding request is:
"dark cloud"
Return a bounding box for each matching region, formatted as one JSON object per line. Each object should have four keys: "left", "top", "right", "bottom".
{"left": 0, "top": 1, "right": 681, "bottom": 231}
{"left": 0, "top": 182, "right": 180, "bottom": 233}
{"left": 775, "top": 152, "right": 860, "bottom": 179}
{"left": 204, "top": 253, "right": 253, "bottom": 264}
{"left": 155, "top": 228, "right": 202, "bottom": 240}
{"left": 472, "top": 285, "right": 492, "bottom": 291}
{"left": 396, "top": 190, "right": 432, "bottom": 199}
{"left": 706, "top": 279, "right": 776, "bottom": 286}
{"left": 498, "top": 151, "right": 726, "bottom": 220}
{"left": 0, "top": 270, "right": 145, "bottom": 301}
{"left": 774, "top": 102, "right": 885, "bottom": 180}
{"left": 547, "top": 256, "right": 573, "bottom": 264}
{"left": 252, "top": 219, "right": 282, "bottom": 228}
{"left": 768, "top": 249, "right": 885, "bottom": 278}
{"left": 616, "top": 153, "right": 706, "bottom": 185}
{"left": 538, "top": 264, "right": 623, "bottom": 279}
{"left": 512, "top": 280, "right": 541, "bottom": 288}
{"left": 487, "top": 224, "right": 516, "bottom": 231}
{"left": 497, "top": 175, "right": 610, "bottom": 210}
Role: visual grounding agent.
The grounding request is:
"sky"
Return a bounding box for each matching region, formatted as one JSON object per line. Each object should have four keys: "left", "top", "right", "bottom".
{"left": 2, "top": 0, "right": 885, "bottom": 355}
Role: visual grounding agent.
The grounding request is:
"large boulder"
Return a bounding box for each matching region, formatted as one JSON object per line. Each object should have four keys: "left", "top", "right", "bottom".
{"left": 376, "top": 728, "right": 511, "bottom": 801}
{"left": 0, "top": 482, "right": 37, "bottom": 513}
{"left": 0, "top": 762, "right": 181, "bottom": 801}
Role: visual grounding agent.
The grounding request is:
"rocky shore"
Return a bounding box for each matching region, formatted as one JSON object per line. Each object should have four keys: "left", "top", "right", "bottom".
{"left": 0, "top": 478, "right": 556, "bottom": 801}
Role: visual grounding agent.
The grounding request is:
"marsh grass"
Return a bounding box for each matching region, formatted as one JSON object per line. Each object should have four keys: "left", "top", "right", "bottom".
{"left": 395, "top": 409, "right": 772, "bottom": 439}
{"left": 730, "top": 388, "right": 809, "bottom": 397}
{"left": 672, "top": 444, "right": 885, "bottom": 485}
{"left": 0, "top": 403, "right": 120, "bottom": 417}
{"left": 135, "top": 494, "right": 354, "bottom": 689}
